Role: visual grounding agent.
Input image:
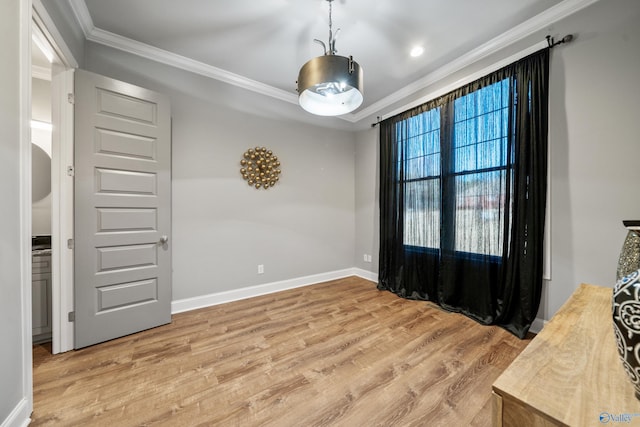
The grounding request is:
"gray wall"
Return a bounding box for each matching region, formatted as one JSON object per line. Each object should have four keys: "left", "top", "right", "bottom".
{"left": 354, "top": 0, "right": 640, "bottom": 321}
{"left": 354, "top": 127, "right": 379, "bottom": 272}
{"left": 541, "top": 0, "right": 640, "bottom": 318}
{"left": 84, "top": 42, "right": 356, "bottom": 300}
{"left": 0, "top": 0, "right": 27, "bottom": 422}
{"left": 35, "top": 0, "right": 640, "bottom": 323}
{"left": 32, "top": 77, "right": 51, "bottom": 123}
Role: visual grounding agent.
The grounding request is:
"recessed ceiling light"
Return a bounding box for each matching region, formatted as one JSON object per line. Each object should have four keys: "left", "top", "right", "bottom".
{"left": 410, "top": 46, "right": 424, "bottom": 58}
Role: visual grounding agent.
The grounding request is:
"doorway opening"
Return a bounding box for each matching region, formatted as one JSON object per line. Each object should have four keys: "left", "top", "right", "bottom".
{"left": 31, "top": 8, "right": 75, "bottom": 355}
{"left": 31, "top": 19, "right": 54, "bottom": 348}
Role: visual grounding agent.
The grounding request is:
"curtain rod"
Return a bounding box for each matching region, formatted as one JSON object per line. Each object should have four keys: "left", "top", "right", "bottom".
{"left": 546, "top": 34, "right": 573, "bottom": 48}
{"left": 371, "top": 34, "right": 574, "bottom": 128}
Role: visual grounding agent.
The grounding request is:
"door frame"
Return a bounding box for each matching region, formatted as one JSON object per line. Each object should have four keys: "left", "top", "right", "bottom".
{"left": 31, "top": 1, "right": 78, "bottom": 355}
{"left": 49, "top": 65, "right": 74, "bottom": 353}
{"left": 18, "top": 0, "right": 33, "bottom": 421}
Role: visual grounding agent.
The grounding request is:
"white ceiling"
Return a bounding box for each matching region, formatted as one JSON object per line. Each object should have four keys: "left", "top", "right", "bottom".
{"left": 66, "top": 0, "right": 591, "bottom": 124}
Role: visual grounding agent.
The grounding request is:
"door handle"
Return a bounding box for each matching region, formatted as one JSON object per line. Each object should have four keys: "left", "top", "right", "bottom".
{"left": 159, "top": 235, "right": 169, "bottom": 245}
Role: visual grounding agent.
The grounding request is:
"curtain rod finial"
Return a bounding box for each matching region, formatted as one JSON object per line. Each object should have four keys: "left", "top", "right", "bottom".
{"left": 546, "top": 34, "right": 574, "bottom": 48}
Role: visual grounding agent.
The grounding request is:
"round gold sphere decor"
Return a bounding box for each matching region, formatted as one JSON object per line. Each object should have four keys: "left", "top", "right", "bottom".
{"left": 239, "top": 147, "right": 282, "bottom": 190}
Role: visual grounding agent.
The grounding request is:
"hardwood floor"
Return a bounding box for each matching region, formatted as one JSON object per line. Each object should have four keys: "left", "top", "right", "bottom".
{"left": 32, "top": 276, "right": 531, "bottom": 426}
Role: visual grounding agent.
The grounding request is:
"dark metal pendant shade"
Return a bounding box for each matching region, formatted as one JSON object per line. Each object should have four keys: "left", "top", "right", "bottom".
{"left": 297, "top": 54, "right": 363, "bottom": 116}
{"left": 296, "top": 0, "right": 363, "bottom": 116}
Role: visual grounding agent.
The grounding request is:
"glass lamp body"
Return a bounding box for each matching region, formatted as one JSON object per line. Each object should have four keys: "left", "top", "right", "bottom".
{"left": 297, "top": 54, "right": 363, "bottom": 116}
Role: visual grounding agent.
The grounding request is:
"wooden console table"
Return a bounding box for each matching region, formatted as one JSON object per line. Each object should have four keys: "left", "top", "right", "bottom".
{"left": 492, "top": 283, "right": 640, "bottom": 426}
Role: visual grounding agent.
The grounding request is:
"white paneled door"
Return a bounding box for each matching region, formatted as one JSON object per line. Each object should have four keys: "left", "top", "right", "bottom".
{"left": 74, "top": 69, "right": 171, "bottom": 349}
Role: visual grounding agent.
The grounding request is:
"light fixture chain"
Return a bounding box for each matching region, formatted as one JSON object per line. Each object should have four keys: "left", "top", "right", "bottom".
{"left": 328, "top": 0, "right": 334, "bottom": 55}
{"left": 329, "top": 0, "right": 332, "bottom": 34}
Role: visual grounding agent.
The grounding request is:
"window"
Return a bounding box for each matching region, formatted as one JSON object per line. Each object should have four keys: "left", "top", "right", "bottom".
{"left": 401, "top": 107, "right": 441, "bottom": 249}
{"left": 378, "top": 48, "right": 549, "bottom": 338}
{"left": 400, "top": 79, "right": 513, "bottom": 257}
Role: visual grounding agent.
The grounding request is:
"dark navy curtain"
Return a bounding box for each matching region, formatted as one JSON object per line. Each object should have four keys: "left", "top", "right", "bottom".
{"left": 378, "top": 48, "right": 549, "bottom": 338}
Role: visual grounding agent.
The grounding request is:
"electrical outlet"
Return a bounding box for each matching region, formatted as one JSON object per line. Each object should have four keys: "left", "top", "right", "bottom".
{"left": 258, "top": 264, "right": 264, "bottom": 274}
{"left": 367, "top": 254, "right": 372, "bottom": 263}
{"left": 363, "top": 254, "right": 368, "bottom": 262}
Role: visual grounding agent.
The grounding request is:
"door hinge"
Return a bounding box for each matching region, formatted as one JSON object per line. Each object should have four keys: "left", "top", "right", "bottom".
{"left": 67, "top": 93, "right": 75, "bottom": 104}
{"left": 67, "top": 165, "right": 75, "bottom": 176}
{"left": 68, "top": 311, "right": 75, "bottom": 322}
{"left": 67, "top": 238, "right": 74, "bottom": 249}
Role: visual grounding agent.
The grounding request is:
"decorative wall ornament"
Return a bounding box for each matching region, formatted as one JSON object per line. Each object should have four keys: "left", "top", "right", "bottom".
{"left": 240, "top": 147, "right": 282, "bottom": 190}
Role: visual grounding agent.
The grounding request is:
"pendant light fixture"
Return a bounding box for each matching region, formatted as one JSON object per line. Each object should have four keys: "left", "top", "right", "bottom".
{"left": 296, "top": 0, "right": 363, "bottom": 116}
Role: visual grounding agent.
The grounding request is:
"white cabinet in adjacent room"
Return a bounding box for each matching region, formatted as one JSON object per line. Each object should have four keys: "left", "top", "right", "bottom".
{"left": 32, "top": 252, "right": 52, "bottom": 342}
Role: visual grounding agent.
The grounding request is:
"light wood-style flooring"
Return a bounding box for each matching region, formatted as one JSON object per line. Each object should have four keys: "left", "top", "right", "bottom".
{"left": 32, "top": 276, "right": 531, "bottom": 426}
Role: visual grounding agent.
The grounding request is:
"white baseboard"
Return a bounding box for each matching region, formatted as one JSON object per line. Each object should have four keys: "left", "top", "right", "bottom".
{"left": 171, "top": 268, "right": 373, "bottom": 314}
{"left": 171, "top": 267, "right": 546, "bottom": 338}
{"left": 352, "top": 267, "right": 378, "bottom": 283}
{"left": 529, "top": 317, "right": 548, "bottom": 334}
{"left": 1, "top": 398, "right": 31, "bottom": 427}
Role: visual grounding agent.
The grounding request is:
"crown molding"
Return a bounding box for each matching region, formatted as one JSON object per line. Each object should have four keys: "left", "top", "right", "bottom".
{"left": 351, "top": 0, "right": 601, "bottom": 123}
{"left": 67, "top": 0, "right": 94, "bottom": 38}
{"left": 67, "top": 0, "right": 298, "bottom": 105}
{"left": 375, "top": 39, "right": 549, "bottom": 126}
{"left": 32, "top": 64, "right": 51, "bottom": 80}
{"left": 66, "top": 0, "right": 599, "bottom": 124}
{"left": 87, "top": 27, "right": 299, "bottom": 105}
